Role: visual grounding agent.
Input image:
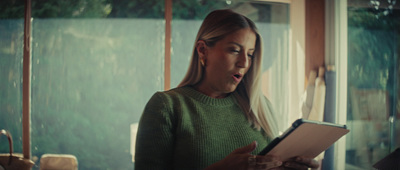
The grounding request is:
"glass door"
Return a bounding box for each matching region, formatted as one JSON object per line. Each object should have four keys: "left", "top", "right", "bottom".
{"left": 344, "top": 0, "right": 399, "bottom": 169}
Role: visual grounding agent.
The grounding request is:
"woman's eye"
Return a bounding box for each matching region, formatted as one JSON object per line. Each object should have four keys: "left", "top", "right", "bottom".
{"left": 248, "top": 54, "right": 254, "bottom": 58}
{"left": 231, "top": 49, "right": 240, "bottom": 53}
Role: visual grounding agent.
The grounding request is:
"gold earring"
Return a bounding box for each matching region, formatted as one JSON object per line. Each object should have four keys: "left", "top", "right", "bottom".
{"left": 200, "top": 59, "right": 205, "bottom": 66}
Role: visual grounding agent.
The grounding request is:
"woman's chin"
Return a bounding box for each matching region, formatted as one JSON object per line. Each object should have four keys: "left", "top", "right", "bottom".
{"left": 224, "top": 85, "right": 239, "bottom": 93}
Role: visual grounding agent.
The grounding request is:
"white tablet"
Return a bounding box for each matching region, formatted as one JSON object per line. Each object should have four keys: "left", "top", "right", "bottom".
{"left": 258, "top": 119, "right": 349, "bottom": 161}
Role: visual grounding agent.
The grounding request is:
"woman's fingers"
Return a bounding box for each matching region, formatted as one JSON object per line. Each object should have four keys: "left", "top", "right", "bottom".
{"left": 247, "top": 155, "right": 282, "bottom": 170}
{"left": 232, "top": 141, "right": 258, "bottom": 154}
{"left": 282, "top": 157, "right": 320, "bottom": 169}
{"left": 295, "top": 157, "right": 319, "bottom": 168}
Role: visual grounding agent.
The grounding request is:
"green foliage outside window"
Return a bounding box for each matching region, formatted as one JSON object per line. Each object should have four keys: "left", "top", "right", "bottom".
{"left": 347, "top": 7, "right": 399, "bottom": 119}
{"left": 0, "top": 0, "right": 228, "bottom": 19}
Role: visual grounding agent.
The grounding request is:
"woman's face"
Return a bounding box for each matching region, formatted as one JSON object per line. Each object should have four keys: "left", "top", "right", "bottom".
{"left": 196, "top": 28, "right": 256, "bottom": 98}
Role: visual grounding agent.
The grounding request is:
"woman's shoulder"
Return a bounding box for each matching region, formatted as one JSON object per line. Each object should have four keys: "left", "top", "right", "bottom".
{"left": 142, "top": 87, "right": 187, "bottom": 117}
{"left": 146, "top": 86, "right": 193, "bottom": 105}
{"left": 152, "top": 86, "right": 192, "bottom": 99}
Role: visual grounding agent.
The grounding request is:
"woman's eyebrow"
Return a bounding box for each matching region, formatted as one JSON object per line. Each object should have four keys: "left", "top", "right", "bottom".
{"left": 228, "top": 42, "right": 255, "bottom": 51}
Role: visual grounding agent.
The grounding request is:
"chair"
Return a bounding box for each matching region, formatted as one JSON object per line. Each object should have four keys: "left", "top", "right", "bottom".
{"left": 40, "top": 154, "right": 78, "bottom": 170}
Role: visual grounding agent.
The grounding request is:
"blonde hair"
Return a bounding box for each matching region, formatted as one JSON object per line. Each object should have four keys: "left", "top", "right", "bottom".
{"left": 178, "top": 9, "right": 278, "bottom": 138}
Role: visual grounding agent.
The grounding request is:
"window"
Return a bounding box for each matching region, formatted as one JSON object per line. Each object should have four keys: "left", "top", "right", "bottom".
{"left": 1, "top": 0, "right": 299, "bottom": 169}
{"left": 334, "top": 0, "right": 399, "bottom": 169}
{"left": 0, "top": 0, "right": 25, "bottom": 155}
{"left": 2, "top": 1, "right": 165, "bottom": 169}
{"left": 30, "top": 1, "right": 166, "bottom": 170}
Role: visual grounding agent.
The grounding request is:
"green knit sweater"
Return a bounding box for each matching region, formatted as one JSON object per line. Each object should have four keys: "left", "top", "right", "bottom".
{"left": 135, "top": 86, "right": 271, "bottom": 170}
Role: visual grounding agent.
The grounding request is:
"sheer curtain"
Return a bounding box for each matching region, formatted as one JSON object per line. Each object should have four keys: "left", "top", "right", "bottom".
{"left": 261, "top": 0, "right": 306, "bottom": 133}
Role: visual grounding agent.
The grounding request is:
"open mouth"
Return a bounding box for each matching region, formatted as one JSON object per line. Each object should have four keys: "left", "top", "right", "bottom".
{"left": 232, "top": 73, "right": 243, "bottom": 82}
{"left": 234, "top": 74, "right": 241, "bottom": 79}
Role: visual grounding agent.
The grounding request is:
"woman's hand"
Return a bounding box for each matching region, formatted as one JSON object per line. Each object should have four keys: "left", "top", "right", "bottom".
{"left": 272, "top": 157, "right": 319, "bottom": 170}
{"left": 205, "top": 141, "right": 283, "bottom": 170}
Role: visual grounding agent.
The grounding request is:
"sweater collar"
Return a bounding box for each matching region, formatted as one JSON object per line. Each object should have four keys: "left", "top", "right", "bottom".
{"left": 180, "top": 86, "right": 236, "bottom": 106}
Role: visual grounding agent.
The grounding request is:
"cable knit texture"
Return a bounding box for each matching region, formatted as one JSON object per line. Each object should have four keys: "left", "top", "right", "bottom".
{"left": 135, "top": 86, "right": 271, "bottom": 170}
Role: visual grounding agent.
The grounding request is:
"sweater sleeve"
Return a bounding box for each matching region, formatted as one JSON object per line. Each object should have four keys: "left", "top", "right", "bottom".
{"left": 134, "top": 92, "right": 175, "bottom": 170}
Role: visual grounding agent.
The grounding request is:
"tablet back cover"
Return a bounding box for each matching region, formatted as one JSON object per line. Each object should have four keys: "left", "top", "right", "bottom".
{"left": 262, "top": 120, "right": 349, "bottom": 161}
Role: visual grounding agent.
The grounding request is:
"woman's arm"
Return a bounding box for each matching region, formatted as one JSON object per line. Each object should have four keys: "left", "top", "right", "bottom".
{"left": 134, "top": 92, "right": 175, "bottom": 170}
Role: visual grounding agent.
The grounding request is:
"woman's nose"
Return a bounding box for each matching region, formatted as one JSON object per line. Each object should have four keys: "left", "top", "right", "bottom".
{"left": 236, "top": 52, "right": 249, "bottom": 68}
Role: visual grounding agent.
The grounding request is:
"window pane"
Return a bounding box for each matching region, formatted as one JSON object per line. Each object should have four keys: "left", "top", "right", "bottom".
{"left": 170, "top": 0, "right": 290, "bottom": 131}
{"left": 30, "top": 1, "right": 164, "bottom": 169}
{"left": 346, "top": 1, "right": 399, "bottom": 169}
{"left": 0, "top": 0, "right": 25, "bottom": 155}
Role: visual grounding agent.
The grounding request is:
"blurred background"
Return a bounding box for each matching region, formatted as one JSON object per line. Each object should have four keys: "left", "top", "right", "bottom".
{"left": 0, "top": 0, "right": 399, "bottom": 169}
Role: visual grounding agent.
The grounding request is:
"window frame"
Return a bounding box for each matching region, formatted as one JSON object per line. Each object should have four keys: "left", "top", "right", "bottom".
{"left": 333, "top": 0, "right": 348, "bottom": 169}
{"left": 22, "top": 0, "right": 32, "bottom": 160}
{"left": 325, "top": 0, "right": 348, "bottom": 169}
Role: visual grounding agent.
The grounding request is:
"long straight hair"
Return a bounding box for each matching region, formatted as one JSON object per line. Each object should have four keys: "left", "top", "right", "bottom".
{"left": 178, "top": 9, "right": 279, "bottom": 138}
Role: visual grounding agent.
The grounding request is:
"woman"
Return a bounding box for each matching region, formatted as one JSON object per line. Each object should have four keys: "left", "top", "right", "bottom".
{"left": 135, "top": 9, "right": 319, "bottom": 170}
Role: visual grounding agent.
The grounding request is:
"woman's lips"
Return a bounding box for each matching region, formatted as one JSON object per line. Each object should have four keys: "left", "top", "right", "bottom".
{"left": 232, "top": 73, "right": 243, "bottom": 83}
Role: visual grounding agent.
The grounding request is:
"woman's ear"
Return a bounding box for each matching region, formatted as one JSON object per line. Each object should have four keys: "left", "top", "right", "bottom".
{"left": 196, "top": 40, "right": 207, "bottom": 60}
